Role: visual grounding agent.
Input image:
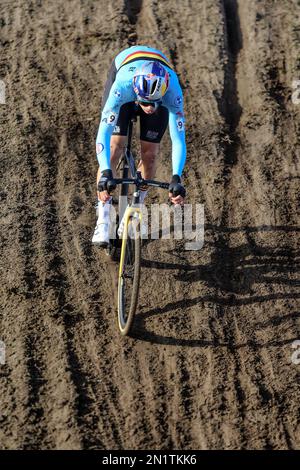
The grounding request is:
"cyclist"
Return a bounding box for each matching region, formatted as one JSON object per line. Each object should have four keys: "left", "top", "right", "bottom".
{"left": 92, "top": 45, "right": 187, "bottom": 246}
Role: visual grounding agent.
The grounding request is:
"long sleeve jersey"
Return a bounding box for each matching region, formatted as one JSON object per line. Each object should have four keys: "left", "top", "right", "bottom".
{"left": 96, "top": 45, "right": 186, "bottom": 176}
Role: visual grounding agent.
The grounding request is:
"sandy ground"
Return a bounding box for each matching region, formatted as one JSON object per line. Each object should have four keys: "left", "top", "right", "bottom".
{"left": 0, "top": 0, "right": 299, "bottom": 449}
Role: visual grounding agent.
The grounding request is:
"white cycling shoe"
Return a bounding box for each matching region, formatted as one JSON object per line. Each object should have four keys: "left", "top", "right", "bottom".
{"left": 92, "top": 222, "right": 110, "bottom": 247}
{"left": 92, "top": 199, "right": 112, "bottom": 247}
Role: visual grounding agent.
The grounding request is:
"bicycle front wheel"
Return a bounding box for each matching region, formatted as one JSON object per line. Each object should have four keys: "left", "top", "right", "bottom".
{"left": 117, "top": 217, "right": 141, "bottom": 335}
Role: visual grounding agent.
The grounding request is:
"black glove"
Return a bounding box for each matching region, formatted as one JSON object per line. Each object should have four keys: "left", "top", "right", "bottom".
{"left": 169, "top": 174, "right": 186, "bottom": 198}
{"left": 97, "top": 169, "right": 116, "bottom": 193}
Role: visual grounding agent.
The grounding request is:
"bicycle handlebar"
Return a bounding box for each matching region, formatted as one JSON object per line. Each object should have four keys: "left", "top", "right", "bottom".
{"left": 113, "top": 178, "right": 169, "bottom": 190}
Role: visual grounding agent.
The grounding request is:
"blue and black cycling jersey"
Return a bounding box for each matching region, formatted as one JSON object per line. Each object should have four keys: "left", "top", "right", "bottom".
{"left": 96, "top": 45, "right": 186, "bottom": 176}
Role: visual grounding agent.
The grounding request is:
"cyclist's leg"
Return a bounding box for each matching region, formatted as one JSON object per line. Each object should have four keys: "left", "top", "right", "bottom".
{"left": 96, "top": 136, "right": 126, "bottom": 184}
{"left": 110, "top": 102, "right": 135, "bottom": 175}
{"left": 96, "top": 135, "right": 125, "bottom": 237}
{"left": 138, "top": 105, "right": 169, "bottom": 180}
{"left": 139, "top": 141, "right": 160, "bottom": 179}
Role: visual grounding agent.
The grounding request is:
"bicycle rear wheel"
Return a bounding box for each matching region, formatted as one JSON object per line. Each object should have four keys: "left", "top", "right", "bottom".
{"left": 118, "top": 217, "right": 141, "bottom": 335}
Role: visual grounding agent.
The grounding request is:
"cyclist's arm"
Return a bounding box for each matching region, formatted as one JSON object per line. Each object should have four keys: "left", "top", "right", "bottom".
{"left": 96, "top": 81, "right": 134, "bottom": 171}
{"left": 163, "top": 71, "right": 187, "bottom": 176}
{"left": 168, "top": 101, "right": 186, "bottom": 177}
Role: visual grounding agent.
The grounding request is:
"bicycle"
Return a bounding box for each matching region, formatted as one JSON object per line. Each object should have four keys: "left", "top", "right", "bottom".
{"left": 105, "top": 117, "right": 169, "bottom": 336}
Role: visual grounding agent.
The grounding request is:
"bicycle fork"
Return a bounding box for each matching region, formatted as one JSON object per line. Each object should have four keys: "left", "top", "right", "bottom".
{"left": 118, "top": 206, "right": 142, "bottom": 278}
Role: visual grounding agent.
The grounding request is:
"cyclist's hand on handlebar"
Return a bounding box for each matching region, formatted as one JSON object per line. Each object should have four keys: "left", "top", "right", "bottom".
{"left": 97, "top": 169, "right": 116, "bottom": 202}
{"left": 168, "top": 174, "right": 186, "bottom": 206}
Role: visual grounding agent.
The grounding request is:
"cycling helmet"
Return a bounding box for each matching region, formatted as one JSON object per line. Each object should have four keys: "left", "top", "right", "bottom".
{"left": 133, "top": 61, "right": 170, "bottom": 102}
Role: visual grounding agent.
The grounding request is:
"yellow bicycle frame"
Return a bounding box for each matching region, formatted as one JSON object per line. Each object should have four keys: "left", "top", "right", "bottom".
{"left": 118, "top": 206, "right": 143, "bottom": 280}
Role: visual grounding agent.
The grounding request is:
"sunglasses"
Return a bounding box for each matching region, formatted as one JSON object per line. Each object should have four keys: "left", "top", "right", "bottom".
{"left": 138, "top": 101, "right": 156, "bottom": 107}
